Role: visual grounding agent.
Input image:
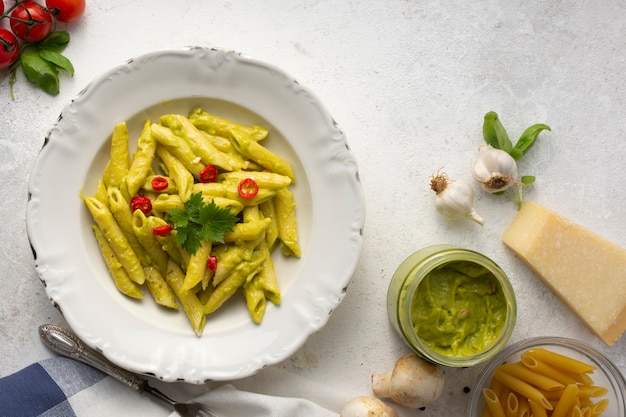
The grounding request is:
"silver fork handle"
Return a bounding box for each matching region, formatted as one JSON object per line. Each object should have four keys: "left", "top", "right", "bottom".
{"left": 38, "top": 323, "right": 147, "bottom": 393}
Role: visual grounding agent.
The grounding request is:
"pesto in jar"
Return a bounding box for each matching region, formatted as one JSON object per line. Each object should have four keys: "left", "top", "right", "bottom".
{"left": 411, "top": 260, "right": 507, "bottom": 357}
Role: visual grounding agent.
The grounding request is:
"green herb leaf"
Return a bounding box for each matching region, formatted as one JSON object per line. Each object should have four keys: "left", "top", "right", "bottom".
{"left": 483, "top": 111, "right": 513, "bottom": 152}
{"left": 20, "top": 51, "right": 60, "bottom": 95}
{"left": 38, "top": 31, "right": 71, "bottom": 52}
{"left": 521, "top": 175, "right": 536, "bottom": 185}
{"left": 39, "top": 50, "right": 74, "bottom": 75}
{"left": 167, "top": 192, "right": 238, "bottom": 254}
{"left": 514, "top": 123, "right": 551, "bottom": 154}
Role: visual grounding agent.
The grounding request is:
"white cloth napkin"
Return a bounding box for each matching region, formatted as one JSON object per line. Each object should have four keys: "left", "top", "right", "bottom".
{"left": 0, "top": 357, "right": 339, "bottom": 417}
{"left": 171, "top": 384, "right": 339, "bottom": 417}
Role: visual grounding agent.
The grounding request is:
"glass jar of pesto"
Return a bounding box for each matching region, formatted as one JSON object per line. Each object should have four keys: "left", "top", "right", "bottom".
{"left": 387, "top": 245, "right": 517, "bottom": 367}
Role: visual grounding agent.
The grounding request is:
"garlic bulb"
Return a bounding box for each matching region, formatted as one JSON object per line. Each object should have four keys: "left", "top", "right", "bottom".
{"left": 472, "top": 144, "right": 518, "bottom": 193}
{"left": 430, "top": 172, "right": 483, "bottom": 225}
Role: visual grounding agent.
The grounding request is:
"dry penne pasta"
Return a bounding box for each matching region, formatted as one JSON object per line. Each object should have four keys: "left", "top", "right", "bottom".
{"left": 482, "top": 348, "right": 611, "bottom": 417}
{"left": 83, "top": 108, "right": 301, "bottom": 334}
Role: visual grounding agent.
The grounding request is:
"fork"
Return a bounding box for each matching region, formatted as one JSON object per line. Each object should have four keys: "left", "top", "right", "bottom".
{"left": 39, "top": 324, "right": 219, "bottom": 417}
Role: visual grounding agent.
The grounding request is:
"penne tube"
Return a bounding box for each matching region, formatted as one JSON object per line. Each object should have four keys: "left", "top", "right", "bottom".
{"left": 156, "top": 145, "right": 194, "bottom": 201}
{"left": 152, "top": 124, "right": 206, "bottom": 179}
{"left": 165, "top": 260, "right": 206, "bottom": 336}
{"left": 483, "top": 388, "right": 507, "bottom": 417}
{"left": 259, "top": 198, "right": 279, "bottom": 249}
{"left": 551, "top": 383, "right": 579, "bottom": 417}
{"left": 131, "top": 210, "right": 169, "bottom": 275}
{"left": 204, "top": 250, "right": 266, "bottom": 315}
{"left": 591, "top": 398, "right": 609, "bottom": 415}
{"left": 223, "top": 218, "right": 272, "bottom": 244}
{"left": 143, "top": 266, "right": 178, "bottom": 309}
{"left": 577, "top": 385, "right": 609, "bottom": 398}
{"left": 521, "top": 356, "right": 579, "bottom": 386}
{"left": 218, "top": 171, "right": 292, "bottom": 189}
{"left": 498, "top": 362, "right": 565, "bottom": 391}
{"left": 505, "top": 391, "right": 519, "bottom": 417}
{"left": 188, "top": 106, "right": 269, "bottom": 142}
{"left": 494, "top": 368, "right": 553, "bottom": 410}
{"left": 517, "top": 398, "right": 530, "bottom": 417}
{"left": 181, "top": 240, "right": 212, "bottom": 292}
{"left": 91, "top": 225, "right": 143, "bottom": 299}
{"left": 528, "top": 400, "right": 549, "bottom": 417}
{"left": 160, "top": 114, "right": 233, "bottom": 170}
{"left": 107, "top": 122, "right": 130, "bottom": 189}
{"left": 523, "top": 348, "right": 596, "bottom": 374}
{"left": 228, "top": 129, "right": 295, "bottom": 182}
{"left": 193, "top": 182, "right": 276, "bottom": 206}
{"left": 242, "top": 277, "right": 267, "bottom": 324}
{"left": 125, "top": 120, "right": 156, "bottom": 197}
{"left": 94, "top": 179, "right": 108, "bottom": 205}
{"left": 107, "top": 187, "right": 151, "bottom": 266}
{"left": 83, "top": 196, "right": 145, "bottom": 285}
{"left": 274, "top": 187, "right": 301, "bottom": 258}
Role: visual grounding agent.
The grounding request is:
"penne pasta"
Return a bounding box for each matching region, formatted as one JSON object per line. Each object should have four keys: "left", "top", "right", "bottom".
{"left": 83, "top": 196, "right": 145, "bottom": 285}
{"left": 523, "top": 348, "right": 596, "bottom": 375}
{"left": 125, "top": 120, "right": 156, "bottom": 197}
{"left": 228, "top": 129, "right": 296, "bottom": 182}
{"left": 106, "top": 122, "right": 130, "bottom": 189}
{"left": 91, "top": 225, "right": 143, "bottom": 299}
{"left": 188, "top": 106, "right": 269, "bottom": 142}
{"left": 160, "top": 114, "right": 234, "bottom": 171}
{"left": 483, "top": 388, "right": 507, "bottom": 417}
{"left": 274, "top": 187, "right": 301, "bottom": 258}
{"left": 84, "top": 108, "right": 301, "bottom": 333}
{"left": 165, "top": 260, "right": 206, "bottom": 336}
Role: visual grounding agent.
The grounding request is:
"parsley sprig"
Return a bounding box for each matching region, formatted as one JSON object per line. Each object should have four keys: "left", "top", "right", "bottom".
{"left": 167, "top": 192, "right": 238, "bottom": 255}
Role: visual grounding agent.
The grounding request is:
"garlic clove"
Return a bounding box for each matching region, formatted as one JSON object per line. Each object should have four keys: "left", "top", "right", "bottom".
{"left": 340, "top": 396, "right": 398, "bottom": 417}
{"left": 472, "top": 145, "right": 518, "bottom": 193}
{"left": 430, "top": 172, "right": 484, "bottom": 225}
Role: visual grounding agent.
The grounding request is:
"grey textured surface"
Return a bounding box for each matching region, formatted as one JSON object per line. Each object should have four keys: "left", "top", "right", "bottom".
{"left": 1, "top": 1, "right": 624, "bottom": 416}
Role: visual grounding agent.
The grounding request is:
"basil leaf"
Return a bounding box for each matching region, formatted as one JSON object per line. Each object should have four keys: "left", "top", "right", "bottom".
{"left": 521, "top": 175, "right": 535, "bottom": 185}
{"left": 20, "top": 51, "right": 60, "bottom": 95}
{"left": 38, "top": 31, "right": 70, "bottom": 52}
{"left": 483, "top": 111, "right": 513, "bottom": 152}
{"left": 39, "top": 50, "right": 74, "bottom": 75}
{"left": 514, "top": 123, "right": 551, "bottom": 154}
{"left": 509, "top": 148, "right": 523, "bottom": 161}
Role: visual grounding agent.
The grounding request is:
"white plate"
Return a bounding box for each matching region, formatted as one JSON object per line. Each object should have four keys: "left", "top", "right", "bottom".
{"left": 26, "top": 47, "right": 365, "bottom": 383}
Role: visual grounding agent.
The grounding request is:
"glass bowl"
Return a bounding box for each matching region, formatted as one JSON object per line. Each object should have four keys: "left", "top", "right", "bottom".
{"left": 387, "top": 244, "right": 516, "bottom": 367}
{"left": 467, "top": 337, "right": 626, "bottom": 416}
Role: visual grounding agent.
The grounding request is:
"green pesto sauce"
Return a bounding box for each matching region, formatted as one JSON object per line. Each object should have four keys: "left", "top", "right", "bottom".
{"left": 411, "top": 261, "right": 507, "bottom": 357}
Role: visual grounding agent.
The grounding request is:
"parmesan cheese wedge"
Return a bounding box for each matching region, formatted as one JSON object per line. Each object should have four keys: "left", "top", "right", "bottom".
{"left": 502, "top": 201, "right": 626, "bottom": 346}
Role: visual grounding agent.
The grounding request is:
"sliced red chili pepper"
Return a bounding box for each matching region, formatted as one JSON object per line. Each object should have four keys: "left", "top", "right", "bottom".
{"left": 130, "top": 195, "right": 152, "bottom": 214}
{"left": 152, "top": 224, "right": 173, "bottom": 236}
{"left": 199, "top": 165, "right": 218, "bottom": 183}
{"left": 237, "top": 178, "right": 259, "bottom": 199}
{"left": 207, "top": 255, "right": 217, "bottom": 271}
{"left": 151, "top": 176, "right": 169, "bottom": 191}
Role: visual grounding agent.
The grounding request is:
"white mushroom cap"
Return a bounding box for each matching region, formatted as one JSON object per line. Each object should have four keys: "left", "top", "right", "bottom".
{"left": 340, "top": 396, "right": 398, "bottom": 417}
{"left": 371, "top": 353, "right": 444, "bottom": 408}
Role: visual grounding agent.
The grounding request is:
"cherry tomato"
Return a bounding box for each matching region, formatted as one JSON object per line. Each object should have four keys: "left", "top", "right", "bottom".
{"left": 10, "top": 1, "right": 54, "bottom": 42}
{"left": 0, "top": 2, "right": 4, "bottom": 16}
{"left": 0, "top": 29, "right": 20, "bottom": 70}
{"left": 45, "top": 0, "right": 85, "bottom": 23}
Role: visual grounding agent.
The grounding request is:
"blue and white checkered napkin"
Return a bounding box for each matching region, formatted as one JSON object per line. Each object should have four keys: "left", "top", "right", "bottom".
{"left": 0, "top": 357, "right": 339, "bottom": 417}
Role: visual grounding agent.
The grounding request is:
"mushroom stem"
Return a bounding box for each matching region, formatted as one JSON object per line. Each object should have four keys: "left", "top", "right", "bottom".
{"left": 371, "top": 353, "right": 445, "bottom": 409}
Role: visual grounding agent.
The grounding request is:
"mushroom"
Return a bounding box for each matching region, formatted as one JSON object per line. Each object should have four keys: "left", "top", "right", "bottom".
{"left": 340, "top": 396, "right": 398, "bottom": 417}
{"left": 371, "top": 353, "right": 444, "bottom": 409}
